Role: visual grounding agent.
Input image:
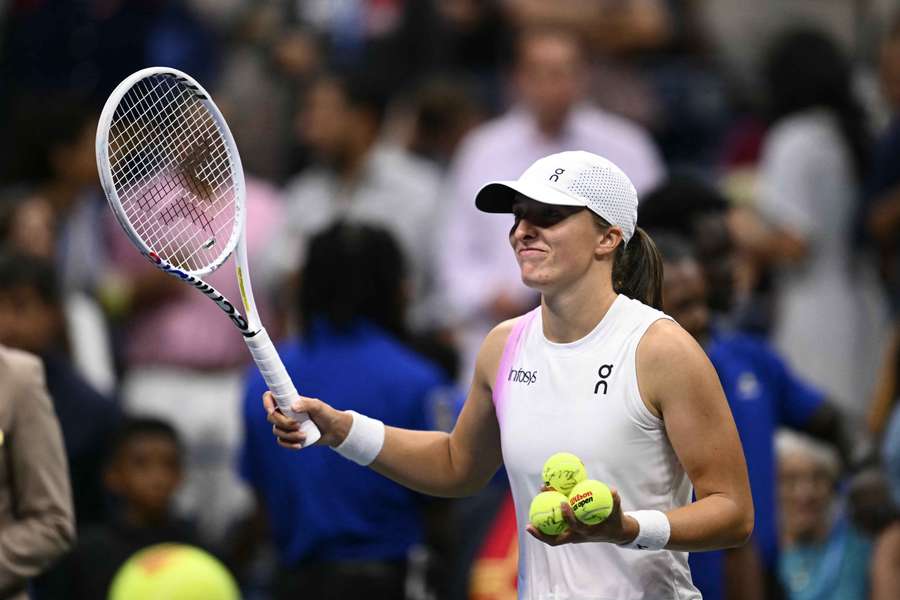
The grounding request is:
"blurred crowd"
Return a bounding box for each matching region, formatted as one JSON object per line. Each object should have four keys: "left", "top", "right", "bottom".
{"left": 2, "top": 1, "right": 900, "bottom": 599}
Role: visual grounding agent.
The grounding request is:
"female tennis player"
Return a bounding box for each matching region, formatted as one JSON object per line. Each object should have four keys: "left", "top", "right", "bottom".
{"left": 265, "top": 151, "right": 752, "bottom": 598}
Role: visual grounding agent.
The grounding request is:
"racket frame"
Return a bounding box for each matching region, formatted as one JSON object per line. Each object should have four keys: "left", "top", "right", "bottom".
{"left": 96, "top": 66, "right": 320, "bottom": 445}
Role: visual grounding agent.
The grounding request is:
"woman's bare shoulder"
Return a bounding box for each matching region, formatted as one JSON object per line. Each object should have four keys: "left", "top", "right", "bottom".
{"left": 473, "top": 317, "right": 526, "bottom": 391}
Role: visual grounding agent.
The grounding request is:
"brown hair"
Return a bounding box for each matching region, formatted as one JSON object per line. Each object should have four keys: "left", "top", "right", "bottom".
{"left": 593, "top": 214, "right": 663, "bottom": 309}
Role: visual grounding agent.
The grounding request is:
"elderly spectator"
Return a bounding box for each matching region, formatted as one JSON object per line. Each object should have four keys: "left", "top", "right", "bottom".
{"left": 776, "top": 431, "right": 869, "bottom": 600}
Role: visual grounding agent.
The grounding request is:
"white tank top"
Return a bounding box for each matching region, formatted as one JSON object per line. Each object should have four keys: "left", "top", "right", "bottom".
{"left": 494, "top": 295, "right": 700, "bottom": 600}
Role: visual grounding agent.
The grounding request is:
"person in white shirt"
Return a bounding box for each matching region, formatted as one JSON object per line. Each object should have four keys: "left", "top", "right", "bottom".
{"left": 265, "top": 151, "right": 752, "bottom": 599}
{"left": 441, "top": 26, "right": 664, "bottom": 384}
{"left": 735, "top": 29, "right": 889, "bottom": 439}
{"left": 264, "top": 72, "right": 444, "bottom": 329}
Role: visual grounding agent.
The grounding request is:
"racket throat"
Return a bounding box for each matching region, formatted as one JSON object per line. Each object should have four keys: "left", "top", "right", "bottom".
{"left": 146, "top": 251, "right": 253, "bottom": 335}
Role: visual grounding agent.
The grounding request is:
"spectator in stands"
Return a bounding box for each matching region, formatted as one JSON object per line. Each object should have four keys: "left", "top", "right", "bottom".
{"left": 3, "top": 98, "right": 104, "bottom": 294}
{"left": 264, "top": 71, "right": 444, "bottom": 330}
{"left": 776, "top": 431, "right": 870, "bottom": 600}
{"left": 1, "top": 99, "right": 117, "bottom": 396}
{"left": 406, "top": 77, "right": 484, "bottom": 171}
{"left": 242, "top": 222, "right": 450, "bottom": 600}
{"left": 440, "top": 25, "right": 663, "bottom": 384}
{"left": 286, "top": 0, "right": 435, "bottom": 94}
{"left": 0, "top": 344, "right": 74, "bottom": 600}
{"left": 39, "top": 418, "right": 200, "bottom": 600}
{"left": 506, "top": 0, "right": 729, "bottom": 168}
{"left": 0, "top": 186, "right": 55, "bottom": 259}
{"left": 640, "top": 174, "right": 778, "bottom": 336}
{"left": 731, "top": 28, "right": 888, "bottom": 435}
{"left": 0, "top": 253, "right": 118, "bottom": 529}
{"left": 865, "top": 18, "right": 900, "bottom": 455}
{"left": 657, "top": 234, "right": 849, "bottom": 600}
{"left": 865, "top": 34, "right": 900, "bottom": 586}
{"left": 638, "top": 176, "right": 736, "bottom": 315}
{"left": 427, "top": 0, "right": 513, "bottom": 112}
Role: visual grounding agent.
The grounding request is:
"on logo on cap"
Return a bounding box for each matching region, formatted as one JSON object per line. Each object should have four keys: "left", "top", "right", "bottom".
{"left": 549, "top": 168, "right": 565, "bottom": 182}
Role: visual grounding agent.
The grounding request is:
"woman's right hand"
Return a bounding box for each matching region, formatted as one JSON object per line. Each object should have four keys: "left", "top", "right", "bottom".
{"left": 263, "top": 391, "right": 353, "bottom": 449}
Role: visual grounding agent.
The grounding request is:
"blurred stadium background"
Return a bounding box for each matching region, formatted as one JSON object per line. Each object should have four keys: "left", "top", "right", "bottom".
{"left": 1, "top": 1, "right": 900, "bottom": 599}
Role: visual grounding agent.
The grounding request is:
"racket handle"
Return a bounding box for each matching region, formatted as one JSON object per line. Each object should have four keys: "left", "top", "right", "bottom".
{"left": 245, "top": 328, "right": 321, "bottom": 447}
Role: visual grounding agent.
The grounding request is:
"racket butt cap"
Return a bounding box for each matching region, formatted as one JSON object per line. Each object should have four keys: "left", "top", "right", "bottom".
{"left": 297, "top": 418, "right": 322, "bottom": 447}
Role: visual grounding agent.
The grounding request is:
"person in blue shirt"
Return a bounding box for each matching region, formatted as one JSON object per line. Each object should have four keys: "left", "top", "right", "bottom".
{"left": 240, "top": 222, "right": 448, "bottom": 600}
{"left": 656, "top": 233, "right": 849, "bottom": 600}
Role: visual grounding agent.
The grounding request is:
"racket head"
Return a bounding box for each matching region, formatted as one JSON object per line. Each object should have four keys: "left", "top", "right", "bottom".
{"left": 96, "top": 67, "right": 246, "bottom": 277}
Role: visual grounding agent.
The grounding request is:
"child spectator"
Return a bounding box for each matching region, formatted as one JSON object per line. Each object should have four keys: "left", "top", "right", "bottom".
{"left": 38, "top": 418, "right": 201, "bottom": 600}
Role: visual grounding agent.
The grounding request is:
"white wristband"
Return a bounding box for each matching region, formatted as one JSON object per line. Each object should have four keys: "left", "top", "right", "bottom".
{"left": 621, "top": 510, "right": 671, "bottom": 550}
{"left": 333, "top": 410, "right": 385, "bottom": 466}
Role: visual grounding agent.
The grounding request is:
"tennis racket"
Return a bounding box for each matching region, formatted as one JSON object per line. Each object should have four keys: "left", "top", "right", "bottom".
{"left": 96, "top": 66, "right": 320, "bottom": 446}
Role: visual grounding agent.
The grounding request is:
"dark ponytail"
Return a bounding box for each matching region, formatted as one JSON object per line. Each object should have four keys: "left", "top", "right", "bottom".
{"left": 612, "top": 227, "right": 663, "bottom": 310}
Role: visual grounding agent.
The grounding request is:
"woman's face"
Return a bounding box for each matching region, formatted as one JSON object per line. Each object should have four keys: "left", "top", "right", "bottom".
{"left": 778, "top": 452, "right": 835, "bottom": 542}
{"left": 508, "top": 196, "right": 609, "bottom": 292}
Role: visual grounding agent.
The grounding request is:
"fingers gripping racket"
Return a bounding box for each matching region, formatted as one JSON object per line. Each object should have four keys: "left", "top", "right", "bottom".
{"left": 96, "top": 67, "right": 320, "bottom": 446}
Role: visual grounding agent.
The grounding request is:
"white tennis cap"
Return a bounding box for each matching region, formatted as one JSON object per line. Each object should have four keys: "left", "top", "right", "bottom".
{"left": 475, "top": 150, "right": 638, "bottom": 244}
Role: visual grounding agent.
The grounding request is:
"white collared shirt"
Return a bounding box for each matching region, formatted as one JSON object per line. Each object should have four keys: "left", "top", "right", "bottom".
{"left": 263, "top": 145, "right": 444, "bottom": 328}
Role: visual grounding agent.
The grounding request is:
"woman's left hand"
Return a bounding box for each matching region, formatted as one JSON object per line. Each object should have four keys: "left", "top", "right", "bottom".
{"left": 525, "top": 486, "right": 639, "bottom": 547}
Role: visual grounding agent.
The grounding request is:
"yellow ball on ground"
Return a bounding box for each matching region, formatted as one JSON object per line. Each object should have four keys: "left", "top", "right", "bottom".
{"left": 568, "top": 479, "right": 614, "bottom": 525}
{"left": 108, "top": 543, "right": 240, "bottom": 600}
{"left": 529, "top": 490, "right": 570, "bottom": 535}
{"left": 542, "top": 452, "right": 587, "bottom": 496}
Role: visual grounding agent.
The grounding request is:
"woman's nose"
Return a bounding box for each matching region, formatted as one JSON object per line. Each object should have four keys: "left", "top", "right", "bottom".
{"left": 511, "top": 216, "right": 537, "bottom": 241}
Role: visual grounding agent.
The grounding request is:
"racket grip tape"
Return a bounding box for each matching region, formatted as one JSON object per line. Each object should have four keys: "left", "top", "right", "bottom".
{"left": 245, "top": 328, "right": 321, "bottom": 446}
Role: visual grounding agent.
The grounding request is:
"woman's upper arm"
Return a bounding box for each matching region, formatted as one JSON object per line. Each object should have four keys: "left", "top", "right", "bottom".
{"left": 637, "top": 320, "right": 752, "bottom": 507}
{"left": 446, "top": 320, "right": 513, "bottom": 493}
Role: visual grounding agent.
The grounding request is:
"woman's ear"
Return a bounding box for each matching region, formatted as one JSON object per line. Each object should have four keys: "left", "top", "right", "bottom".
{"left": 594, "top": 226, "right": 623, "bottom": 258}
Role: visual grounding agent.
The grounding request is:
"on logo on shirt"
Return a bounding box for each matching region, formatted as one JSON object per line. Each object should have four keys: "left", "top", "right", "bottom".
{"left": 594, "top": 364, "right": 614, "bottom": 395}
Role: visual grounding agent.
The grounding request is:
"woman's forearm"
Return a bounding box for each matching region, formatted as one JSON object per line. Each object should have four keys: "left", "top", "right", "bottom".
{"left": 663, "top": 493, "right": 754, "bottom": 552}
{"left": 369, "top": 427, "right": 490, "bottom": 498}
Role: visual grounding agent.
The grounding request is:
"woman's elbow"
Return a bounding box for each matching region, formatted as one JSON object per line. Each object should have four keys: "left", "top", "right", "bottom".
{"left": 445, "top": 471, "right": 494, "bottom": 498}
{"left": 736, "top": 513, "right": 754, "bottom": 547}
{"left": 730, "top": 498, "right": 755, "bottom": 547}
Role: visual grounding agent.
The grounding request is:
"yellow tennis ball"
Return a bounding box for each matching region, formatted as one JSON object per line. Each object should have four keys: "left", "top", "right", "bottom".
{"left": 529, "top": 490, "right": 570, "bottom": 535}
{"left": 568, "top": 479, "right": 614, "bottom": 525}
{"left": 108, "top": 543, "right": 240, "bottom": 600}
{"left": 542, "top": 452, "right": 587, "bottom": 496}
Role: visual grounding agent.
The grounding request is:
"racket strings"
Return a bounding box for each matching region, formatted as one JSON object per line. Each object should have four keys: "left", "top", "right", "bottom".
{"left": 111, "top": 81, "right": 230, "bottom": 265}
{"left": 107, "top": 74, "right": 238, "bottom": 273}
{"left": 115, "top": 81, "right": 230, "bottom": 260}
